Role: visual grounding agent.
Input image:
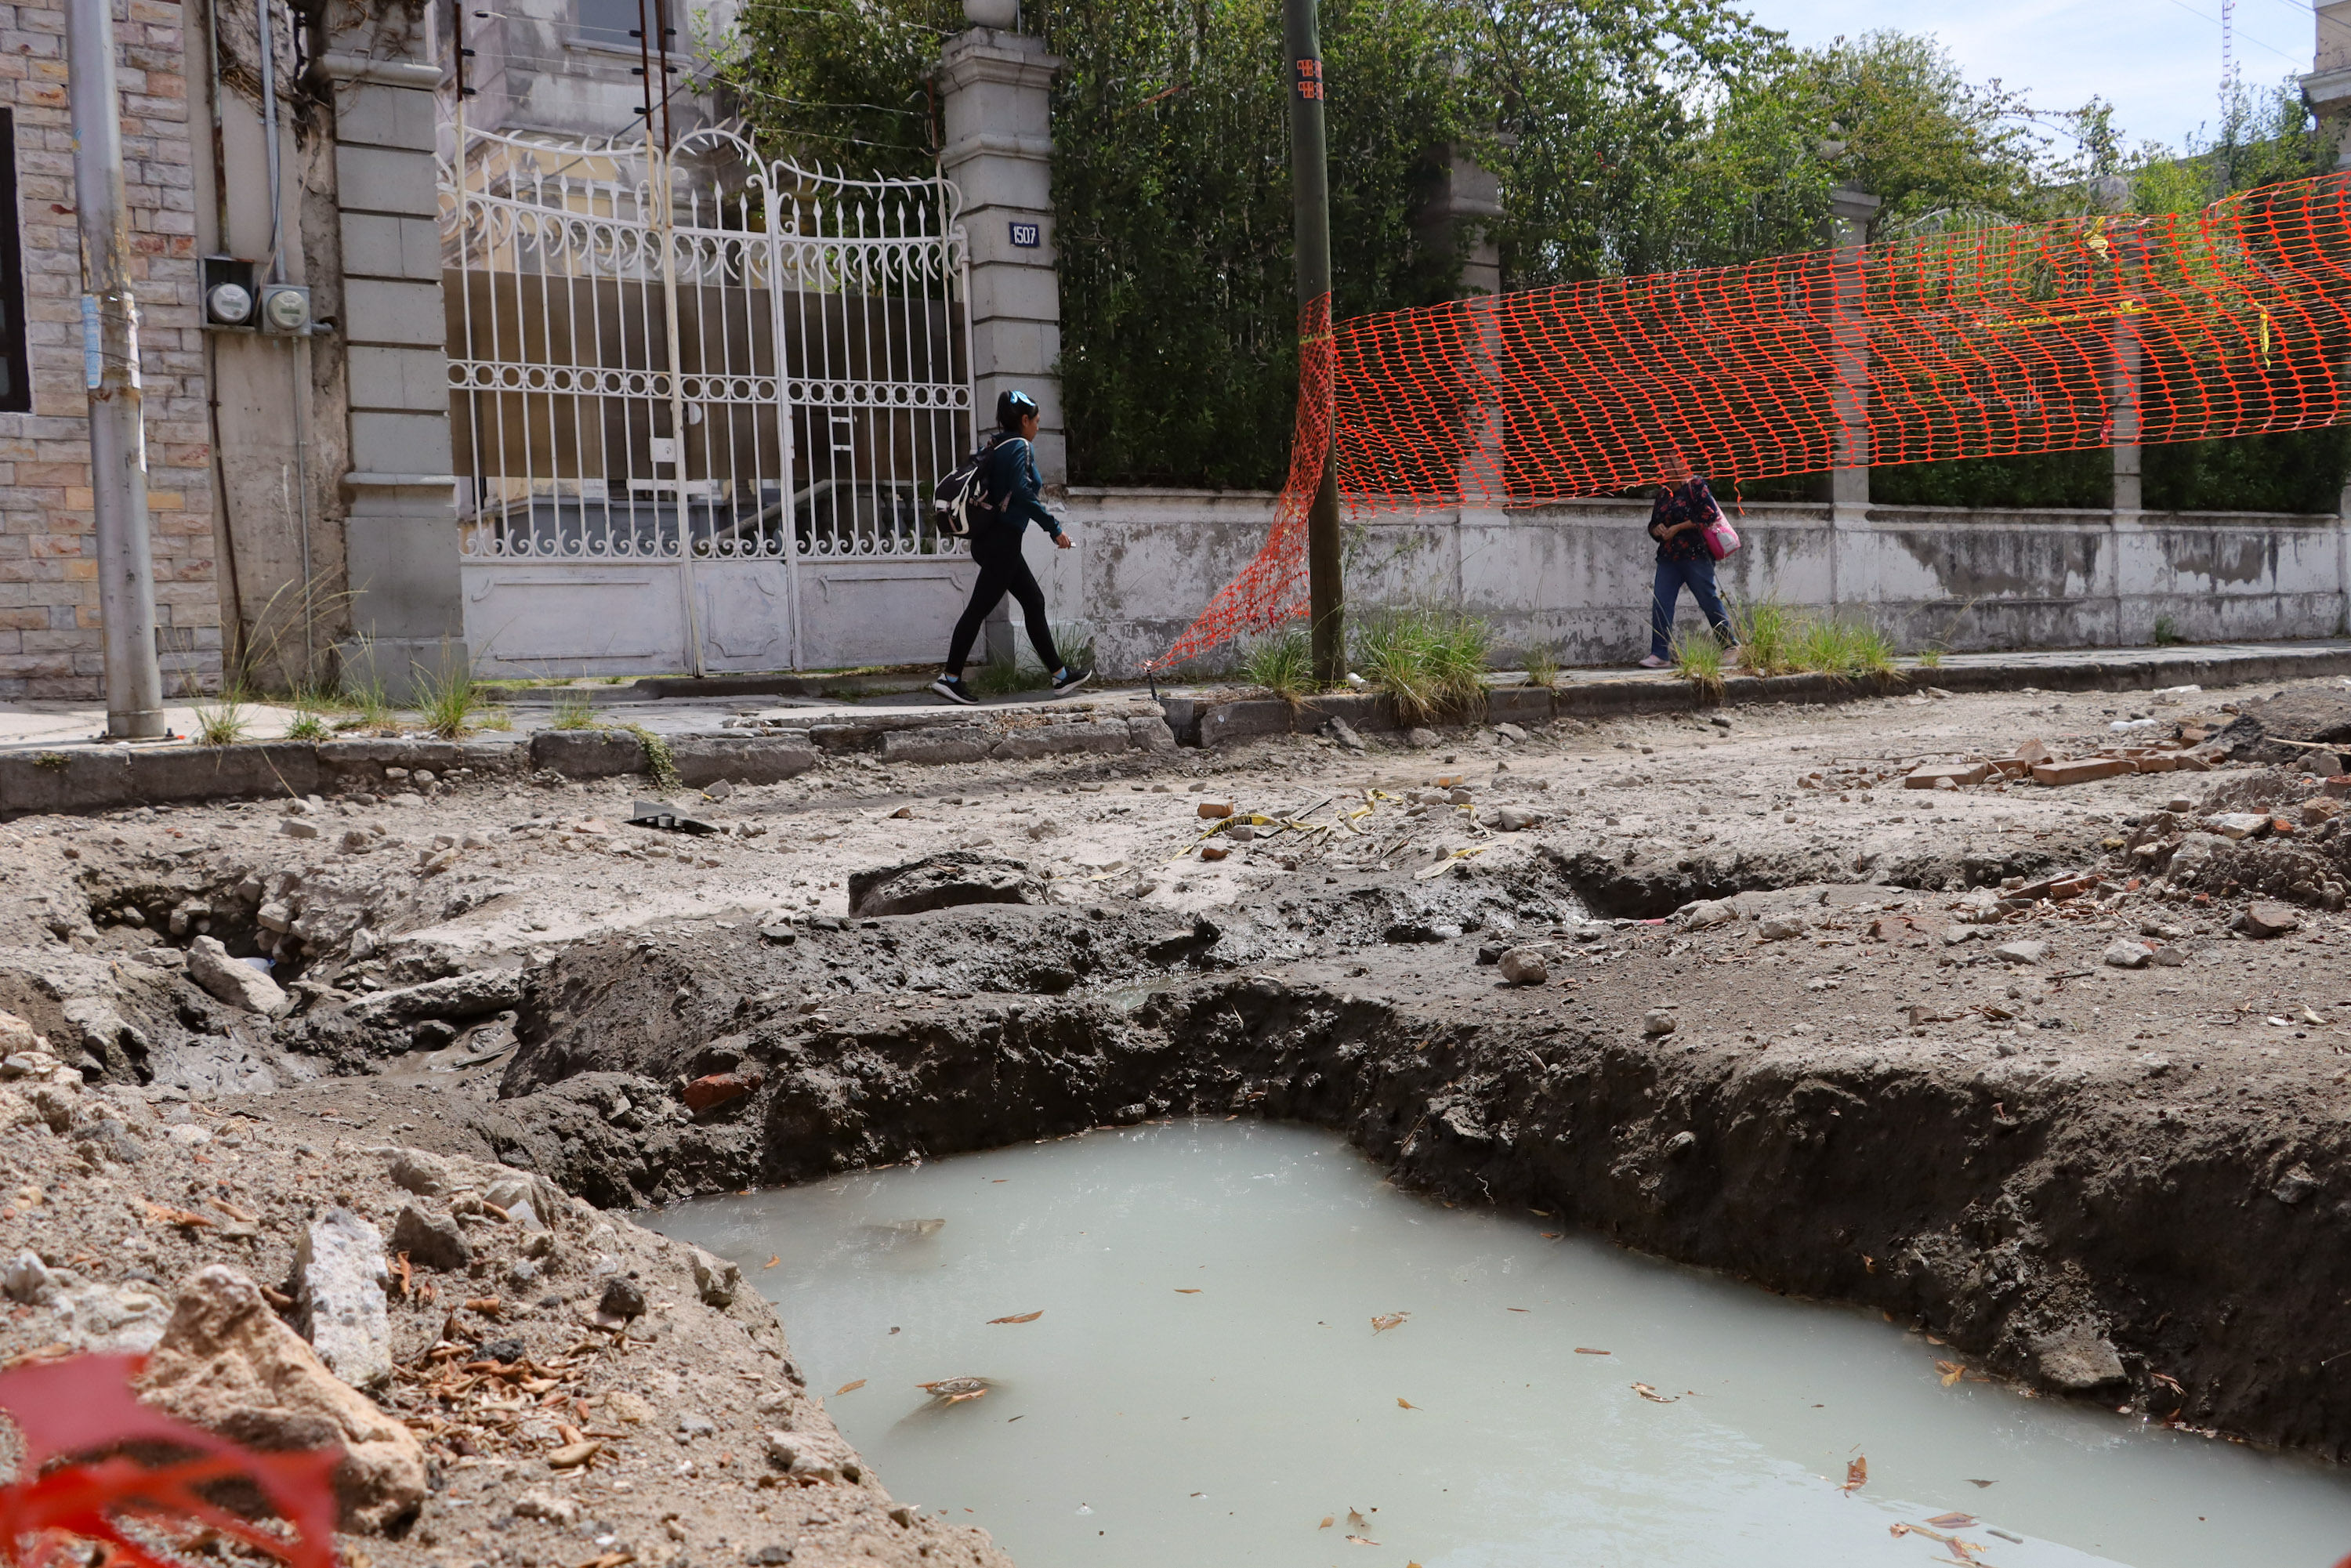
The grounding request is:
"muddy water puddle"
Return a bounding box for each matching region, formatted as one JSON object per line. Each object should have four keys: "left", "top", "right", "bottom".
{"left": 650, "top": 1124, "right": 2351, "bottom": 1566}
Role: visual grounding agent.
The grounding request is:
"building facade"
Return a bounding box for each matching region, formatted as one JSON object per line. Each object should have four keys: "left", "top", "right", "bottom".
{"left": 0, "top": 0, "right": 216, "bottom": 701}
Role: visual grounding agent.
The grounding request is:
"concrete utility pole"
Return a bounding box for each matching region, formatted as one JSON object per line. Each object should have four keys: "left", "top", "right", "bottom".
{"left": 1282, "top": 0, "right": 1345, "bottom": 686}
{"left": 66, "top": 0, "right": 165, "bottom": 737}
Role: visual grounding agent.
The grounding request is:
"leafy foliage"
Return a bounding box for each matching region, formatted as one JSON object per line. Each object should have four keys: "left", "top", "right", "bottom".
{"left": 706, "top": 8, "right": 2340, "bottom": 509}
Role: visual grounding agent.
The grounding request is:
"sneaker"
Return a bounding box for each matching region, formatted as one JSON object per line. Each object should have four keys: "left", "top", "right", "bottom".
{"left": 1637, "top": 654, "right": 1669, "bottom": 670}
{"left": 929, "top": 674, "right": 976, "bottom": 706}
{"left": 1051, "top": 664, "right": 1092, "bottom": 693}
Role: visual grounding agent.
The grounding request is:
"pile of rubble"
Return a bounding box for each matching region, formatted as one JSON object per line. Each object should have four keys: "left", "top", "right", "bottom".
{"left": 0, "top": 1006, "right": 1005, "bottom": 1567}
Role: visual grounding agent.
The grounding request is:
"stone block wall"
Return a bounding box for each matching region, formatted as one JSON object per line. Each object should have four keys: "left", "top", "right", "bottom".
{"left": 0, "top": 0, "right": 216, "bottom": 701}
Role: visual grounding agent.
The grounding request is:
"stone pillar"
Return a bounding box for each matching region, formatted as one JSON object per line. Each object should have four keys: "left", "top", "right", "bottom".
{"left": 1415, "top": 147, "right": 1503, "bottom": 301}
{"left": 1416, "top": 147, "right": 1508, "bottom": 504}
{"left": 2302, "top": 2, "right": 2351, "bottom": 170}
{"left": 1824, "top": 184, "right": 1878, "bottom": 525}
{"left": 2110, "top": 241, "right": 2144, "bottom": 520}
{"left": 937, "top": 4, "right": 1066, "bottom": 483}
{"left": 320, "top": 4, "right": 465, "bottom": 697}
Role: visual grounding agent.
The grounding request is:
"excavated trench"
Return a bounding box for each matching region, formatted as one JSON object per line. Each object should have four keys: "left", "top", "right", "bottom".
{"left": 418, "top": 853, "right": 2351, "bottom": 1475}
{"left": 43, "top": 777, "right": 2351, "bottom": 1476}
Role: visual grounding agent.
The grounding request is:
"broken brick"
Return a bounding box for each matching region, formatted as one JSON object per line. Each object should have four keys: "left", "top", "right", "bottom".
{"left": 2031, "top": 758, "right": 2131, "bottom": 787}
{"left": 683, "top": 1070, "right": 764, "bottom": 1111}
{"left": 1906, "top": 761, "right": 1990, "bottom": 790}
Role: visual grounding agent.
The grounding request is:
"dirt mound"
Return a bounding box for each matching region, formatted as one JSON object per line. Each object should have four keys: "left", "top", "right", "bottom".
{"left": 2211, "top": 688, "right": 2351, "bottom": 770}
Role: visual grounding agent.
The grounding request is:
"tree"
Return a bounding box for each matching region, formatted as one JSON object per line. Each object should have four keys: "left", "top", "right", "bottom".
{"left": 705, "top": 6, "right": 2190, "bottom": 492}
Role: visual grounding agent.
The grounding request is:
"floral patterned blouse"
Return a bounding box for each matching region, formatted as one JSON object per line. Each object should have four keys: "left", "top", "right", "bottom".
{"left": 1648, "top": 477, "right": 1719, "bottom": 563}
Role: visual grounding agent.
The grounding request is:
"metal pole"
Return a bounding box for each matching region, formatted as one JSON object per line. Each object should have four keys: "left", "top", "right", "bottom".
{"left": 67, "top": 0, "right": 165, "bottom": 737}
{"left": 1282, "top": 0, "right": 1344, "bottom": 686}
{"left": 643, "top": 0, "right": 705, "bottom": 676}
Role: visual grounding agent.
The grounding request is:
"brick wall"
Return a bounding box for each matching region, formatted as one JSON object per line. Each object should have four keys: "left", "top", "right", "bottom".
{"left": 0, "top": 0, "right": 219, "bottom": 701}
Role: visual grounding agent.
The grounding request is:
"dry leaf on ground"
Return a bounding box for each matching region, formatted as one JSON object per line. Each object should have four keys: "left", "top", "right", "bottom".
{"left": 1843, "top": 1455, "right": 1869, "bottom": 1492}
{"left": 1936, "top": 1360, "right": 1965, "bottom": 1387}
{"left": 1925, "top": 1512, "right": 1976, "bottom": 1528}
{"left": 1174, "top": 1288, "right": 1201, "bottom": 1295}
{"left": 1345, "top": 1535, "right": 1380, "bottom": 1547}
{"left": 1574, "top": 1347, "right": 1610, "bottom": 1355}
{"left": 987, "top": 1310, "right": 1044, "bottom": 1324}
{"left": 833, "top": 1380, "right": 865, "bottom": 1396}
{"left": 1396, "top": 1398, "right": 1418, "bottom": 1410}
{"left": 1317, "top": 1516, "right": 1333, "bottom": 1530}
{"left": 1632, "top": 1383, "right": 1676, "bottom": 1403}
{"left": 1371, "top": 1313, "right": 1408, "bottom": 1332}
{"left": 763, "top": 1255, "right": 779, "bottom": 1269}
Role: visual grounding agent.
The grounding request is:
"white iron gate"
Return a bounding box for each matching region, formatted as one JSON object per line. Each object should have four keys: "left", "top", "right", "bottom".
{"left": 442, "top": 125, "right": 978, "bottom": 676}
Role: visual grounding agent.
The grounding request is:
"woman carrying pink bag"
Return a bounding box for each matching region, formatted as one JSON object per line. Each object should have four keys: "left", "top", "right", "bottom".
{"left": 1637, "top": 452, "right": 1737, "bottom": 669}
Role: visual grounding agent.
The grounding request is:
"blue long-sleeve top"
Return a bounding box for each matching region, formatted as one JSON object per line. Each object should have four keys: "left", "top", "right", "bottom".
{"left": 980, "top": 435, "right": 1063, "bottom": 539}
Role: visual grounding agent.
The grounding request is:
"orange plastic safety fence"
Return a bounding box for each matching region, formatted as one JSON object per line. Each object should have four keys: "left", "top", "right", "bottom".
{"left": 1157, "top": 171, "right": 2351, "bottom": 669}
{"left": 1154, "top": 292, "right": 1335, "bottom": 672}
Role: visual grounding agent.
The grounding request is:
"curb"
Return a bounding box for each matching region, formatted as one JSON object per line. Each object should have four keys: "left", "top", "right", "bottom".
{"left": 0, "top": 701, "right": 1180, "bottom": 819}
{"left": 1160, "top": 643, "right": 2351, "bottom": 747}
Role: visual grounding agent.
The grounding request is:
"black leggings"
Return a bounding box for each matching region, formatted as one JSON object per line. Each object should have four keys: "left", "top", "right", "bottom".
{"left": 945, "top": 534, "right": 1061, "bottom": 676}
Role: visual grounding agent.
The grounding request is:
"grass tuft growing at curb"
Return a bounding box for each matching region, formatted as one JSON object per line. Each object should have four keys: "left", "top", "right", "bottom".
{"left": 412, "top": 664, "right": 505, "bottom": 739}
{"left": 1669, "top": 632, "right": 1727, "bottom": 700}
{"left": 1357, "top": 609, "right": 1491, "bottom": 724}
{"left": 1241, "top": 628, "right": 1315, "bottom": 706}
{"left": 192, "top": 700, "right": 250, "bottom": 748}
{"left": 1718, "top": 599, "right": 1900, "bottom": 683}
{"left": 551, "top": 692, "right": 600, "bottom": 730}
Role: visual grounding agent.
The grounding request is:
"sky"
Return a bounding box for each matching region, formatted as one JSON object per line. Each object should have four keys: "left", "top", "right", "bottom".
{"left": 1736, "top": 0, "right": 2319, "bottom": 155}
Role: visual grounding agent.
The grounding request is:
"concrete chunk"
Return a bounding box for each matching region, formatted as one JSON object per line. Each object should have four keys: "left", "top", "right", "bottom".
{"left": 186, "top": 937, "right": 292, "bottom": 1018}
{"left": 293, "top": 1208, "right": 393, "bottom": 1389}
{"left": 2031, "top": 1322, "right": 2126, "bottom": 1391}
{"left": 1497, "top": 947, "right": 1548, "bottom": 985}
{"left": 2241, "top": 902, "right": 2302, "bottom": 939}
{"left": 136, "top": 1266, "right": 426, "bottom": 1532}
{"left": 349, "top": 969, "right": 524, "bottom": 1026}
{"left": 389, "top": 1204, "right": 472, "bottom": 1272}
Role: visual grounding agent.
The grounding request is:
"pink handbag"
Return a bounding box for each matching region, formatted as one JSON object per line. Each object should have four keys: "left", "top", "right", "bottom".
{"left": 1701, "top": 508, "right": 1741, "bottom": 561}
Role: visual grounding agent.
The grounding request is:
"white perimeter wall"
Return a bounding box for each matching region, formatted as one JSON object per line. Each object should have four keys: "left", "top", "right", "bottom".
{"left": 1031, "top": 490, "right": 2351, "bottom": 678}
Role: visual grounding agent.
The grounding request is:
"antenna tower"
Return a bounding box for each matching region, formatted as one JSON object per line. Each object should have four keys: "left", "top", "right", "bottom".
{"left": 2222, "top": 0, "right": 2238, "bottom": 118}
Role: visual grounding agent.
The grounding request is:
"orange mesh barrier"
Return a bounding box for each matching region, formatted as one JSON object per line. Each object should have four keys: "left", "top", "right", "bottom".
{"left": 1157, "top": 171, "right": 2351, "bottom": 668}
{"left": 1154, "top": 292, "right": 1336, "bottom": 672}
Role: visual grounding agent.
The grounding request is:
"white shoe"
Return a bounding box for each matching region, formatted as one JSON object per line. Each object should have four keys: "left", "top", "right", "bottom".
{"left": 1637, "top": 654, "right": 1669, "bottom": 670}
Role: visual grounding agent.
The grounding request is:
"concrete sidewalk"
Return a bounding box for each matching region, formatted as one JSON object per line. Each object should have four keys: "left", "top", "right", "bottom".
{"left": 2, "top": 638, "right": 2345, "bottom": 820}
{"left": 0, "top": 699, "right": 304, "bottom": 751}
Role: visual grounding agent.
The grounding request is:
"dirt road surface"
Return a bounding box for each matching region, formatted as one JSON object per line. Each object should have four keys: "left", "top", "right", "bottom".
{"left": 2, "top": 671, "right": 2349, "bottom": 1565}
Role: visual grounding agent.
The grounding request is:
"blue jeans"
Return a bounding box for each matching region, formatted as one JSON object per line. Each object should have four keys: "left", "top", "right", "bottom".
{"left": 1650, "top": 555, "right": 1731, "bottom": 659}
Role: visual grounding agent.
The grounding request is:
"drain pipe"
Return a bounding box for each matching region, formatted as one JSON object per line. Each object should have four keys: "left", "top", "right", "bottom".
{"left": 257, "top": 0, "right": 317, "bottom": 680}
{"left": 258, "top": 0, "right": 284, "bottom": 285}
{"left": 201, "top": 0, "right": 249, "bottom": 679}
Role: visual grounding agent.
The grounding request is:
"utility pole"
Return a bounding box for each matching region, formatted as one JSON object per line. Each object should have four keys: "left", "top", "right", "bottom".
{"left": 1282, "top": 0, "right": 1345, "bottom": 686}
{"left": 66, "top": 0, "right": 165, "bottom": 737}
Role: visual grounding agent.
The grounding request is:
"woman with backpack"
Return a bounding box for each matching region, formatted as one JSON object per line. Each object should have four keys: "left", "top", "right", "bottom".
{"left": 1639, "top": 452, "right": 1737, "bottom": 670}
{"left": 929, "top": 389, "right": 1092, "bottom": 705}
